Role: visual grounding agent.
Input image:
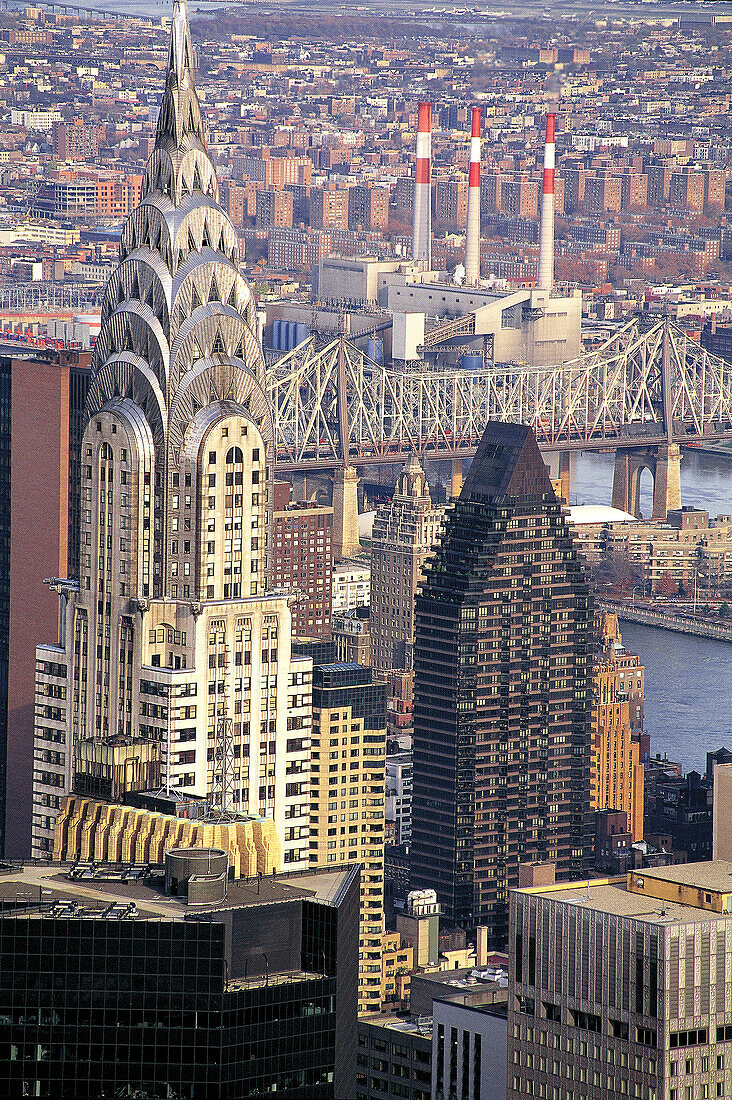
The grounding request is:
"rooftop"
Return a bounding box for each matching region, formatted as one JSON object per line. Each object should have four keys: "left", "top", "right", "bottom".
{"left": 0, "top": 862, "right": 357, "bottom": 922}
{"left": 522, "top": 862, "right": 732, "bottom": 925}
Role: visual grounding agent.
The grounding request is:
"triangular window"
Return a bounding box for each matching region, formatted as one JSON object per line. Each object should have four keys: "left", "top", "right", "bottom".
{"left": 191, "top": 284, "right": 201, "bottom": 310}
{"left": 212, "top": 331, "right": 225, "bottom": 355}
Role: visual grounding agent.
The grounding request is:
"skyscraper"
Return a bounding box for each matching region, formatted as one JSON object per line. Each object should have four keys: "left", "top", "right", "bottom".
{"left": 410, "top": 422, "right": 593, "bottom": 942}
{"left": 31, "top": 0, "right": 312, "bottom": 866}
{"left": 308, "top": 661, "right": 386, "bottom": 1013}
{"left": 369, "top": 456, "right": 445, "bottom": 673}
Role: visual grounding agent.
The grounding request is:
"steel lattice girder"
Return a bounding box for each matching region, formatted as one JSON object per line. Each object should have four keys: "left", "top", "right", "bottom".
{"left": 267, "top": 317, "right": 732, "bottom": 466}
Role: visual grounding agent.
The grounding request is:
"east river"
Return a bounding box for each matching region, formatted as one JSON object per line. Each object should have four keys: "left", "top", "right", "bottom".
{"left": 575, "top": 448, "right": 732, "bottom": 774}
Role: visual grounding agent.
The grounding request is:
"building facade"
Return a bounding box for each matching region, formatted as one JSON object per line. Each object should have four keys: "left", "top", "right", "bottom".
{"left": 309, "top": 661, "right": 386, "bottom": 1013}
{"left": 0, "top": 854, "right": 359, "bottom": 1099}
{"left": 271, "top": 481, "right": 333, "bottom": 639}
{"left": 31, "top": 0, "right": 313, "bottom": 868}
{"left": 410, "top": 423, "right": 593, "bottom": 941}
{"left": 509, "top": 863, "right": 732, "bottom": 1100}
{"left": 1, "top": 350, "right": 91, "bottom": 858}
{"left": 369, "top": 456, "right": 445, "bottom": 673}
{"left": 591, "top": 612, "right": 644, "bottom": 842}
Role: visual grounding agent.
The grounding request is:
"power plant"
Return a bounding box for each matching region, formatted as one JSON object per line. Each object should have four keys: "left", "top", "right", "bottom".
{"left": 287, "top": 101, "right": 581, "bottom": 372}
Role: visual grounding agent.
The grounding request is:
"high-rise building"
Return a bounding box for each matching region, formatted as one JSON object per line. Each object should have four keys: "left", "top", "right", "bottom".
{"left": 31, "top": 0, "right": 313, "bottom": 869}
{"left": 410, "top": 423, "right": 593, "bottom": 942}
{"left": 348, "top": 183, "right": 389, "bottom": 230}
{"left": 309, "top": 661, "right": 386, "bottom": 1014}
{"left": 255, "top": 187, "right": 294, "bottom": 229}
{"left": 272, "top": 481, "right": 333, "bottom": 639}
{"left": 590, "top": 611, "right": 645, "bottom": 842}
{"left": 0, "top": 853, "right": 359, "bottom": 1099}
{"left": 311, "top": 185, "right": 349, "bottom": 231}
{"left": 52, "top": 116, "right": 104, "bottom": 161}
{"left": 509, "top": 862, "right": 732, "bottom": 1100}
{"left": 369, "top": 456, "right": 445, "bottom": 673}
{"left": 1, "top": 350, "right": 91, "bottom": 858}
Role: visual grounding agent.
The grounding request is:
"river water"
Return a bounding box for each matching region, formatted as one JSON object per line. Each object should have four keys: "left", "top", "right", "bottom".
{"left": 574, "top": 448, "right": 732, "bottom": 774}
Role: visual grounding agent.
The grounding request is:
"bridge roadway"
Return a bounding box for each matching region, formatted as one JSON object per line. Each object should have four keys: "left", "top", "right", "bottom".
{"left": 269, "top": 314, "right": 732, "bottom": 472}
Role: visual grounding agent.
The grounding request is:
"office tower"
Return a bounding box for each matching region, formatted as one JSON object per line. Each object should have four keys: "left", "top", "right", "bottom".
{"left": 509, "top": 862, "right": 732, "bottom": 1100}
{"left": 309, "top": 661, "right": 386, "bottom": 1014}
{"left": 369, "top": 456, "right": 445, "bottom": 673}
{"left": 31, "top": 0, "right": 313, "bottom": 868}
{"left": 590, "top": 611, "right": 644, "bottom": 841}
{"left": 1, "top": 350, "right": 91, "bottom": 858}
{"left": 0, "top": 853, "right": 358, "bottom": 1099}
{"left": 410, "top": 422, "right": 593, "bottom": 942}
{"left": 271, "top": 481, "right": 333, "bottom": 639}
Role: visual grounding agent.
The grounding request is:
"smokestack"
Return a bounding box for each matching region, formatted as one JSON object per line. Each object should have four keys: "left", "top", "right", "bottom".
{"left": 412, "top": 102, "right": 432, "bottom": 268}
{"left": 465, "top": 106, "right": 481, "bottom": 284}
{"left": 538, "top": 112, "right": 556, "bottom": 292}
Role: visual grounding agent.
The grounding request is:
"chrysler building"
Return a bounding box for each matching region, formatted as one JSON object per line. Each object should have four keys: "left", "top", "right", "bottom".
{"left": 31, "top": 1, "right": 311, "bottom": 863}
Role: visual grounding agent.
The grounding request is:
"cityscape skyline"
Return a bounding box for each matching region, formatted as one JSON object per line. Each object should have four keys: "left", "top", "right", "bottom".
{"left": 0, "top": 0, "right": 730, "bottom": 1096}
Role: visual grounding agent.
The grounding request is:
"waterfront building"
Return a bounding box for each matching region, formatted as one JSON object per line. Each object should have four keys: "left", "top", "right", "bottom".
{"left": 509, "top": 862, "right": 732, "bottom": 1100}
{"left": 30, "top": 0, "right": 313, "bottom": 867}
{"left": 0, "top": 853, "right": 358, "bottom": 1099}
{"left": 604, "top": 507, "right": 732, "bottom": 596}
{"left": 309, "top": 661, "right": 386, "bottom": 1013}
{"left": 410, "top": 422, "right": 594, "bottom": 942}
{"left": 369, "top": 456, "right": 445, "bottom": 673}
{"left": 591, "top": 611, "right": 645, "bottom": 841}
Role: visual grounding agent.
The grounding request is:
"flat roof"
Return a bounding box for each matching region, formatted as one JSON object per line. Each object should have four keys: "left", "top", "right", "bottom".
{"left": 522, "top": 864, "right": 732, "bottom": 926}
{"left": 0, "top": 862, "right": 357, "bottom": 922}
{"left": 638, "top": 861, "right": 732, "bottom": 893}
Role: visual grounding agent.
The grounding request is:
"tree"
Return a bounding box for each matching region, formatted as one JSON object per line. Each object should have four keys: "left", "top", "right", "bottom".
{"left": 656, "top": 573, "right": 677, "bottom": 598}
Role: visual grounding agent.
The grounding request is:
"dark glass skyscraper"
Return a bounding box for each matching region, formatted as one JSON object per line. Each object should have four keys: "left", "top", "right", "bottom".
{"left": 410, "top": 422, "right": 593, "bottom": 942}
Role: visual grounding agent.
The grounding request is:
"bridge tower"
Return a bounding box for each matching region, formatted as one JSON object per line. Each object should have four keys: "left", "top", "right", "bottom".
{"left": 611, "top": 314, "right": 682, "bottom": 520}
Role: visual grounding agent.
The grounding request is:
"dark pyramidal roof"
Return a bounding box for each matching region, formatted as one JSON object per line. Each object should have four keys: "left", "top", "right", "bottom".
{"left": 460, "top": 421, "right": 556, "bottom": 504}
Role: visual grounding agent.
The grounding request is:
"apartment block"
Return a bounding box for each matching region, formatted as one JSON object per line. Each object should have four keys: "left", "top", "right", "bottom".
{"left": 272, "top": 481, "right": 333, "bottom": 639}
{"left": 255, "top": 187, "right": 294, "bottom": 229}
{"left": 311, "top": 185, "right": 350, "bottom": 231}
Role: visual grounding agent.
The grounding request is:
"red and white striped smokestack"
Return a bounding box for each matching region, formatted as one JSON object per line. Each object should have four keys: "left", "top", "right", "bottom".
{"left": 464, "top": 106, "right": 481, "bottom": 284}
{"left": 538, "top": 112, "right": 556, "bottom": 292}
{"left": 412, "top": 102, "right": 432, "bottom": 267}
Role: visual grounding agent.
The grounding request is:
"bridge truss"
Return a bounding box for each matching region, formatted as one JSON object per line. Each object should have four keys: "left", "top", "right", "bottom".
{"left": 268, "top": 315, "right": 732, "bottom": 470}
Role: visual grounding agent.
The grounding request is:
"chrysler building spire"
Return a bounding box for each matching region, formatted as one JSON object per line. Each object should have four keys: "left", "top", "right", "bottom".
{"left": 31, "top": 3, "right": 313, "bottom": 872}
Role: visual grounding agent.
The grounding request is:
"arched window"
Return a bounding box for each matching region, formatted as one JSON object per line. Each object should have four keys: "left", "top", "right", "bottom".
{"left": 226, "top": 446, "right": 244, "bottom": 465}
